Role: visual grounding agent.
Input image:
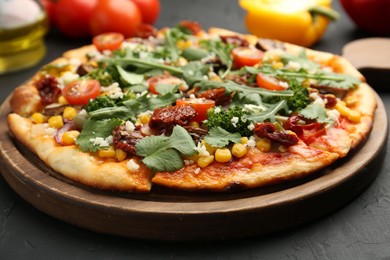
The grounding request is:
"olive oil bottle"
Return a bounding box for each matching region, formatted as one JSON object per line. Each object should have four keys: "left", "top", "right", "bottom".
{"left": 0, "top": 0, "right": 48, "bottom": 74}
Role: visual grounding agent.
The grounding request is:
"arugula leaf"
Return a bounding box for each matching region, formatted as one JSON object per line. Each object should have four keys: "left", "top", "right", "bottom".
{"left": 75, "top": 119, "right": 122, "bottom": 152}
{"left": 299, "top": 103, "right": 332, "bottom": 123}
{"left": 205, "top": 127, "right": 242, "bottom": 148}
{"left": 155, "top": 83, "right": 180, "bottom": 95}
{"left": 182, "top": 47, "right": 209, "bottom": 61}
{"left": 280, "top": 49, "right": 320, "bottom": 71}
{"left": 136, "top": 125, "right": 197, "bottom": 172}
{"left": 200, "top": 39, "right": 234, "bottom": 78}
{"left": 164, "top": 28, "right": 187, "bottom": 61}
{"left": 116, "top": 65, "right": 144, "bottom": 85}
{"left": 88, "top": 106, "right": 134, "bottom": 121}
{"left": 244, "top": 100, "right": 289, "bottom": 123}
{"left": 182, "top": 61, "right": 210, "bottom": 86}
{"left": 317, "top": 73, "right": 361, "bottom": 89}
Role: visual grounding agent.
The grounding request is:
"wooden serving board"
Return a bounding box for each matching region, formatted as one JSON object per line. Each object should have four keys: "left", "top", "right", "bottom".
{"left": 0, "top": 93, "right": 387, "bottom": 241}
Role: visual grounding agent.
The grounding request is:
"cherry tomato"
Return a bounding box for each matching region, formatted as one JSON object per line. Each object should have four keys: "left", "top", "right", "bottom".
{"left": 176, "top": 98, "right": 215, "bottom": 123}
{"left": 147, "top": 75, "right": 187, "bottom": 95}
{"left": 93, "top": 33, "right": 125, "bottom": 52}
{"left": 256, "top": 73, "right": 288, "bottom": 91}
{"left": 52, "top": 0, "right": 97, "bottom": 38}
{"left": 90, "top": 0, "right": 142, "bottom": 38}
{"left": 231, "top": 47, "right": 264, "bottom": 68}
{"left": 131, "top": 0, "right": 160, "bottom": 24}
{"left": 62, "top": 80, "right": 101, "bottom": 105}
{"left": 135, "top": 24, "right": 158, "bottom": 39}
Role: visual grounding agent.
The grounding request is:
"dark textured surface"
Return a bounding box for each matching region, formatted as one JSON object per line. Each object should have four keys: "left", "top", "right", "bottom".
{"left": 1, "top": 0, "right": 390, "bottom": 259}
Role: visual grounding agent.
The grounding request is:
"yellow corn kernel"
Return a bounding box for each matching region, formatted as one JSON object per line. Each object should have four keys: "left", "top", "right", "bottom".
{"left": 232, "top": 143, "right": 247, "bottom": 158}
{"left": 138, "top": 114, "right": 150, "bottom": 124}
{"left": 197, "top": 155, "right": 214, "bottom": 168}
{"left": 215, "top": 148, "right": 232, "bottom": 163}
{"left": 272, "top": 61, "right": 284, "bottom": 69}
{"left": 176, "top": 39, "right": 192, "bottom": 50}
{"left": 347, "top": 110, "right": 361, "bottom": 123}
{"left": 31, "top": 112, "right": 45, "bottom": 124}
{"left": 188, "top": 121, "right": 200, "bottom": 128}
{"left": 210, "top": 74, "right": 222, "bottom": 82}
{"left": 335, "top": 102, "right": 350, "bottom": 117}
{"left": 61, "top": 130, "right": 80, "bottom": 146}
{"left": 202, "top": 140, "right": 217, "bottom": 155}
{"left": 241, "top": 137, "right": 249, "bottom": 144}
{"left": 98, "top": 147, "right": 116, "bottom": 158}
{"left": 48, "top": 115, "right": 64, "bottom": 129}
{"left": 115, "top": 148, "right": 127, "bottom": 161}
{"left": 302, "top": 79, "right": 311, "bottom": 88}
{"left": 63, "top": 106, "right": 77, "bottom": 120}
{"left": 58, "top": 95, "right": 69, "bottom": 105}
{"left": 344, "top": 96, "right": 357, "bottom": 107}
{"left": 256, "top": 138, "right": 272, "bottom": 152}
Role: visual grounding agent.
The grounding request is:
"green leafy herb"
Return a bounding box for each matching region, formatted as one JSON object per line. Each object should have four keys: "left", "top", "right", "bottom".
{"left": 136, "top": 125, "right": 197, "bottom": 172}
{"left": 299, "top": 103, "right": 332, "bottom": 123}
{"left": 182, "top": 47, "right": 209, "bottom": 61}
{"left": 116, "top": 65, "right": 144, "bottom": 85}
{"left": 200, "top": 39, "right": 234, "bottom": 78}
{"left": 181, "top": 61, "right": 210, "bottom": 86}
{"left": 76, "top": 118, "right": 122, "bottom": 152}
{"left": 85, "top": 95, "right": 116, "bottom": 113}
{"left": 244, "top": 100, "right": 289, "bottom": 123}
{"left": 204, "top": 127, "right": 242, "bottom": 148}
{"left": 88, "top": 106, "right": 134, "bottom": 121}
{"left": 285, "top": 79, "right": 311, "bottom": 112}
{"left": 207, "top": 106, "right": 253, "bottom": 137}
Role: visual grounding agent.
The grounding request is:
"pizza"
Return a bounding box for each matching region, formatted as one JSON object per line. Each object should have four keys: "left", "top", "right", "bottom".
{"left": 7, "top": 22, "right": 377, "bottom": 192}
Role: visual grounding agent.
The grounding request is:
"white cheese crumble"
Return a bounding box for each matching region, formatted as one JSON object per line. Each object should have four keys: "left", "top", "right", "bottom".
{"left": 90, "top": 135, "right": 113, "bottom": 147}
{"left": 247, "top": 123, "right": 255, "bottom": 131}
{"left": 58, "top": 71, "right": 79, "bottom": 88}
{"left": 44, "top": 126, "right": 57, "bottom": 136}
{"left": 247, "top": 139, "right": 256, "bottom": 148}
{"left": 327, "top": 109, "right": 340, "bottom": 125}
{"left": 243, "top": 104, "right": 267, "bottom": 114}
{"left": 79, "top": 109, "right": 88, "bottom": 117}
{"left": 184, "top": 160, "right": 194, "bottom": 166}
{"left": 125, "top": 121, "right": 135, "bottom": 132}
{"left": 231, "top": 116, "right": 239, "bottom": 127}
{"left": 127, "top": 159, "right": 140, "bottom": 172}
{"left": 214, "top": 107, "right": 221, "bottom": 114}
{"left": 194, "top": 142, "right": 210, "bottom": 157}
{"left": 194, "top": 167, "right": 201, "bottom": 174}
{"left": 310, "top": 92, "right": 325, "bottom": 106}
{"left": 101, "top": 82, "right": 124, "bottom": 99}
{"left": 285, "top": 61, "right": 302, "bottom": 71}
{"left": 189, "top": 94, "right": 196, "bottom": 99}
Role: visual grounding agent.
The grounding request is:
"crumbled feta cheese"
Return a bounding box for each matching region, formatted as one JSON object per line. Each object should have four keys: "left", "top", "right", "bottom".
{"left": 184, "top": 160, "right": 194, "bottom": 166}
{"left": 90, "top": 135, "right": 113, "bottom": 147}
{"left": 78, "top": 109, "right": 88, "bottom": 117}
{"left": 101, "top": 82, "right": 124, "bottom": 99}
{"left": 214, "top": 107, "right": 221, "bottom": 114}
{"left": 44, "top": 126, "right": 57, "bottom": 136}
{"left": 127, "top": 159, "right": 140, "bottom": 172}
{"left": 247, "top": 139, "right": 256, "bottom": 148}
{"left": 194, "top": 167, "right": 201, "bottom": 174}
{"left": 243, "top": 104, "right": 267, "bottom": 114}
{"left": 189, "top": 94, "right": 196, "bottom": 99}
{"left": 231, "top": 116, "right": 239, "bottom": 127}
{"left": 125, "top": 121, "right": 135, "bottom": 132}
{"left": 285, "top": 61, "right": 302, "bottom": 71}
{"left": 310, "top": 92, "right": 325, "bottom": 106}
{"left": 69, "top": 58, "right": 82, "bottom": 68}
{"left": 194, "top": 142, "right": 210, "bottom": 157}
{"left": 279, "top": 81, "right": 289, "bottom": 89}
{"left": 247, "top": 123, "right": 255, "bottom": 131}
{"left": 58, "top": 71, "right": 79, "bottom": 88}
{"left": 327, "top": 109, "right": 340, "bottom": 124}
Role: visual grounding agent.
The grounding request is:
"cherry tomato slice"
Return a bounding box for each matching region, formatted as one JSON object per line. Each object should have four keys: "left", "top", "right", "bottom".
{"left": 256, "top": 73, "right": 288, "bottom": 91}
{"left": 231, "top": 47, "right": 264, "bottom": 68}
{"left": 147, "top": 75, "right": 187, "bottom": 94}
{"left": 176, "top": 98, "right": 215, "bottom": 123}
{"left": 92, "top": 32, "right": 125, "bottom": 52}
{"left": 62, "top": 79, "right": 101, "bottom": 105}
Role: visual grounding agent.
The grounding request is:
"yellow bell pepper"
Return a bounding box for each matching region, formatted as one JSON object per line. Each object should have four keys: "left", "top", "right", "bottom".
{"left": 239, "top": 0, "right": 339, "bottom": 47}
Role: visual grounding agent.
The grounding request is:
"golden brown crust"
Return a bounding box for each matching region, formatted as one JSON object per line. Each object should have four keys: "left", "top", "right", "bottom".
{"left": 8, "top": 113, "right": 152, "bottom": 192}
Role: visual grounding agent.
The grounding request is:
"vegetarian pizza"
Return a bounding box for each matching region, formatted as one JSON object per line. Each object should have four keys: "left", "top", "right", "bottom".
{"left": 7, "top": 22, "right": 377, "bottom": 192}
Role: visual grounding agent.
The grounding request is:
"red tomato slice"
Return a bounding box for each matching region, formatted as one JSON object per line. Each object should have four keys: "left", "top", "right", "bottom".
{"left": 92, "top": 32, "right": 125, "bottom": 52}
{"left": 231, "top": 47, "right": 264, "bottom": 68}
{"left": 256, "top": 73, "right": 289, "bottom": 91}
{"left": 176, "top": 98, "right": 215, "bottom": 123}
{"left": 147, "top": 75, "right": 187, "bottom": 95}
{"left": 62, "top": 80, "right": 101, "bottom": 105}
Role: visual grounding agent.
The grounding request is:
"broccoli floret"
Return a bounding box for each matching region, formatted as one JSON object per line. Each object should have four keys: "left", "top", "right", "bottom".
{"left": 287, "top": 79, "right": 310, "bottom": 112}
{"left": 85, "top": 95, "right": 116, "bottom": 113}
{"left": 206, "top": 106, "right": 252, "bottom": 137}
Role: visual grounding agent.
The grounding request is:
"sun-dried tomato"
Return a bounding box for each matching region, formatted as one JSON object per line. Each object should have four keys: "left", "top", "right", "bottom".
{"left": 254, "top": 122, "right": 299, "bottom": 147}
{"left": 112, "top": 125, "right": 143, "bottom": 155}
{"left": 36, "top": 75, "right": 61, "bottom": 105}
{"left": 149, "top": 105, "right": 196, "bottom": 133}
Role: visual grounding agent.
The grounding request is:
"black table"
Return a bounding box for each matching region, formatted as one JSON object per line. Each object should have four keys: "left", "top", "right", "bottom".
{"left": 1, "top": 1, "right": 390, "bottom": 258}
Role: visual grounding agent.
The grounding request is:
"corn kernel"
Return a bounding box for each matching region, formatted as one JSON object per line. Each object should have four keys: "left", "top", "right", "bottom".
{"left": 31, "top": 112, "right": 45, "bottom": 124}
{"left": 232, "top": 143, "right": 247, "bottom": 158}
{"left": 215, "top": 148, "right": 232, "bottom": 163}
{"left": 272, "top": 61, "right": 284, "bottom": 69}
{"left": 256, "top": 138, "right": 271, "bottom": 152}
{"left": 58, "top": 95, "right": 69, "bottom": 105}
{"left": 302, "top": 79, "right": 311, "bottom": 88}
{"left": 345, "top": 96, "right": 357, "bottom": 107}
{"left": 241, "top": 137, "right": 249, "bottom": 144}
{"left": 197, "top": 155, "right": 214, "bottom": 168}
{"left": 139, "top": 114, "right": 150, "bottom": 124}
{"left": 176, "top": 39, "right": 192, "bottom": 50}
{"left": 48, "top": 115, "right": 64, "bottom": 129}
{"left": 210, "top": 75, "right": 222, "bottom": 82}
{"left": 188, "top": 121, "right": 200, "bottom": 128}
{"left": 63, "top": 107, "right": 77, "bottom": 120}
{"left": 335, "top": 102, "right": 350, "bottom": 117}
{"left": 347, "top": 110, "right": 361, "bottom": 123}
{"left": 61, "top": 130, "right": 80, "bottom": 145}
{"left": 115, "top": 148, "right": 127, "bottom": 161}
{"left": 98, "top": 147, "right": 116, "bottom": 158}
{"left": 202, "top": 140, "right": 217, "bottom": 155}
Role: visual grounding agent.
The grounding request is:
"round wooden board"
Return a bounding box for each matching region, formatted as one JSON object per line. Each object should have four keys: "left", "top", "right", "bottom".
{"left": 0, "top": 93, "right": 387, "bottom": 241}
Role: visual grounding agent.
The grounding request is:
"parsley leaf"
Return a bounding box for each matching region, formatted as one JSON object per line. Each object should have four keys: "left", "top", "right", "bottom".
{"left": 299, "top": 103, "right": 332, "bottom": 123}
{"left": 136, "top": 125, "right": 197, "bottom": 172}
{"left": 205, "top": 127, "right": 242, "bottom": 148}
{"left": 75, "top": 118, "right": 122, "bottom": 152}
{"left": 207, "top": 106, "right": 252, "bottom": 137}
